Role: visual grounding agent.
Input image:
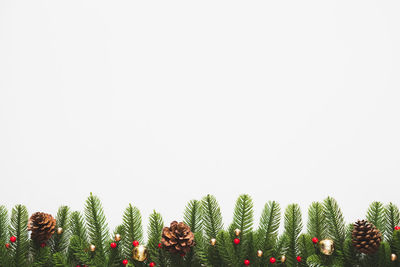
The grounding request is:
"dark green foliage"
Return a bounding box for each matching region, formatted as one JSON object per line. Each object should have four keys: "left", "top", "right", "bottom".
{"left": 147, "top": 211, "right": 167, "bottom": 267}
{"left": 183, "top": 200, "right": 203, "bottom": 266}
{"left": 121, "top": 204, "right": 143, "bottom": 259}
{"left": 307, "top": 202, "right": 326, "bottom": 240}
{"left": 51, "top": 206, "right": 70, "bottom": 254}
{"left": 84, "top": 193, "right": 110, "bottom": 265}
{"left": 385, "top": 203, "right": 400, "bottom": 245}
{"left": 366, "top": 201, "right": 385, "bottom": 236}
{"left": 323, "top": 197, "right": 346, "bottom": 252}
{"left": 1, "top": 194, "right": 400, "bottom": 266}
{"left": 9, "top": 205, "right": 29, "bottom": 267}
{"left": 284, "top": 204, "right": 303, "bottom": 266}
{"left": 257, "top": 201, "right": 280, "bottom": 259}
{"left": 201, "top": 195, "right": 223, "bottom": 266}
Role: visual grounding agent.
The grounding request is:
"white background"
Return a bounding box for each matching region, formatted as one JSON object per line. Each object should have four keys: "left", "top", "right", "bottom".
{"left": 1, "top": 1, "right": 400, "bottom": 232}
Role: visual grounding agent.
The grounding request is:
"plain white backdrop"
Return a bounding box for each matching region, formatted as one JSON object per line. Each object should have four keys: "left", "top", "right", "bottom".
{"left": 1, "top": 1, "right": 400, "bottom": 232}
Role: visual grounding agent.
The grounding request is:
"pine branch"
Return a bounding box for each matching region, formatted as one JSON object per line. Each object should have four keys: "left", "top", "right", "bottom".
{"left": 183, "top": 200, "right": 203, "bottom": 266}
{"left": 122, "top": 204, "right": 143, "bottom": 259}
{"left": 69, "top": 211, "right": 87, "bottom": 242}
{"left": 147, "top": 211, "right": 168, "bottom": 267}
{"left": 84, "top": 193, "right": 110, "bottom": 265}
{"left": 256, "top": 201, "right": 280, "bottom": 259}
{"left": 0, "top": 206, "right": 10, "bottom": 267}
{"left": 51, "top": 206, "right": 70, "bottom": 254}
{"left": 298, "top": 233, "right": 313, "bottom": 266}
{"left": 67, "top": 210, "right": 89, "bottom": 265}
{"left": 284, "top": 204, "right": 303, "bottom": 267}
{"left": 323, "top": 197, "right": 345, "bottom": 252}
{"left": 307, "top": 202, "right": 326, "bottom": 240}
{"left": 9, "top": 204, "right": 29, "bottom": 267}
{"left": 366, "top": 201, "right": 385, "bottom": 236}
{"left": 201, "top": 195, "right": 223, "bottom": 267}
{"left": 384, "top": 202, "right": 400, "bottom": 245}
{"left": 107, "top": 225, "right": 124, "bottom": 267}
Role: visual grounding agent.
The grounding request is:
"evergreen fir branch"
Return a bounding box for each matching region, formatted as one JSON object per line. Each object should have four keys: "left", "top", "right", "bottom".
{"left": 307, "top": 202, "right": 326, "bottom": 240}
{"left": 9, "top": 204, "right": 29, "bottom": 267}
{"left": 272, "top": 233, "right": 287, "bottom": 257}
{"left": 121, "top": 204, "right": 143, "bottom": 259}
{"left": 342, "top": 238, "right": 358, "bottom": 267}
{"left": 323, "top": 197, "right": 345, "bottom": 252}
{"left": 69, "top": 211, "right": 87, "bottom": 242}
{"left": 84, "top": 193, "right": 110, "bottom": 265}
{"left": 229, "top": 194, "right": 254, "bottom": 264}
{"left": 298, "top": 233, "right": 314, "bottom": 266}
{"left": 366, "top": 201, "right": 385, "bottom": 236}
{"left": 201, "top": 195, "right": 224, "bottom": 266}
{"left": 106, "top": 225, "right": 124, "bottom": 267}
{"left": 68, "top": 235, "right": 91, "bottom": 266}
{"left": 31, "top": 242, "right": 51, "bottom": 267}
{"left": 192, "top": 231, "right": 209, "bottom": 267}
{"left": 256, "top": 201, "right": 280, "bottom": 258}
{"left": 392, "top": 230, "right": 400, "bottom": 256}
{"left": 216, "top": 230, "right": 236, "bottom": 267}
{"left": 51, "top": 206, "right": 70, "bottom": 254}
{"left": 384, "top": 202, "right": 400, "bottom": 245}
{"left": 284, "top": 203, "right": 303, "bottom": 267}
{"left": 183, "top": 200, "right": 203, "bottom": 234}
{"left": 147, "top": 211, "right": 168, "bottom": 267}
{"left": 183, "top": 200, "right": 204, "bottom": 266}
{"left": 52, "top": 252, "right": 68, "bottom": 267}
{"left": 201, "top": 195, "right": 223, "bottom": 240}
{"left": 0, "top": 206, "right": 8, "bottom": 243}
{"left": 377, "top": 241, "right": 391, "bottom": 267}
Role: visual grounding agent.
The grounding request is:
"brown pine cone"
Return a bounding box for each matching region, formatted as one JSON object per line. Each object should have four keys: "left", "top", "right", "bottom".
{"left": 161, "top": 221, "right": 195, "bottom": 254}
{"left": 352, "top": 219, "right": 381, "bottom": 254}
{"left": 28, "top": 212, "right": 56, "bottom": 243}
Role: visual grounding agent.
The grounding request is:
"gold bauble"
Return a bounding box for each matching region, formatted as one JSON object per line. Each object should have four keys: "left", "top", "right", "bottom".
{"left": 115, "top": 234, "right": 121, "bottom": 242}
{"left": 391, "top": 253, "right": 397, "bottom": 261}
{"left": 234, "top": 228, "right": 241, "bottom": 236}
{"left": 57, "top": 227, "right": 63, "bottom": 235}
{"left": 90, "top": 244, "right": 96, "bottom": 252}
{"left": 280, "top": 255, "right": 286, "bottom": 263}
{"left": 210, "top": 238, "right": 216, "bottom": 246}
{"left": 257, "top": 250, "right": 263, "bottom": 257}
{"left": 132, "top": 245, "right": 148, "bottom": 262}
{"left": 319, "top": 239, "right": 334, "bottom": 256}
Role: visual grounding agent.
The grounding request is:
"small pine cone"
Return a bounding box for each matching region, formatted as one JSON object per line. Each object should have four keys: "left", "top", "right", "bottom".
{"left": 161, "top": 221, "right": 195, "bottom": 254}
{"left": 352, "top": 220, "right": 382, "bottom": 254}
{"left": 28, "top": 212, "right": 56, "bottom": 243}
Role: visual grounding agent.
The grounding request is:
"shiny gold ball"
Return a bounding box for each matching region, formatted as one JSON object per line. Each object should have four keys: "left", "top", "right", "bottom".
{"left": 391, "top": 253, "right": 397, "bottom": 261}
{"left": 57, "top": 227, "right": 63, "bottom": 235}
{"left": 90, "top": 244, "right": 96, "bottom": 252}
{"left": 115, "top": 234, "right": 121, "bottom": 242}
{"left": 257, "top": 250, "right": 263, "bottom": 257}
{"left": 319, "top": 239, "right": 334, "bottom": 256}
{"left": 234, "top": 228, "right": 241, "bottom": 236}
{"left": 280, "top": 255, "right": 286, "bottom": 263}
{"left": 210, "top": 238, "right": 216, "bottom": 246}
{"left": 132, "top": 245, "right": 148, "bottom": 262}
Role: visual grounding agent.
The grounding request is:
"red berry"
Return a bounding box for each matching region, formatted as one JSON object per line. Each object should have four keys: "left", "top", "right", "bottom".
{"left": 110, "top": 242, "right": 117, "bottom": 248}
{"left": 269, "top": 257, "right": 276, "bottom": 263}
{"left": 149, "top": 262, "right": 155, "bottom": 267}
{"left": 10, "top": 236, "right": 16, "bottom": 243}
{"left": 395, "top": 226, "right": 400, "bottom": 230}
{"left": 297, "top": 256, "right": 302, "bottom": 262}
{"left": 233, "top": 238, "right": 240, "bottom": 245}
{"left": 180, "top": 253, "right": 185, "bottom": 257}
{"left": 76, "top": 265, "right": 81, "bottom": 267}
{"left": 122, "top": 259, "right": 128, "bottom": 265}
{"left": 312, "top": 237, "right": 318, "bottom": 244}
{"left": 40, "top": 243, "right": 46, "bottom": 248}
{"left": 244, "top": 259, "right": 250, "bottom": 265}
{"left": 158, "top": 243, "right": 162, "bottom": 248}
{"left": 5, "top": 243, "right": 10, "bottom": 248}
{"left": 132, "top": 240, "right": 139, "bottom": 247}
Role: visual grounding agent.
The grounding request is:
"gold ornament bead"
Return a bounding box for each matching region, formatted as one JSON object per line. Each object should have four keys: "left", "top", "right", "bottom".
{"left": 115, "top": 234, "right": 121, "bottom": 242}
{"left": 234, "top": 228, "right": 241, "bottom": 236}
{"left": 280, "top": 255, "right": 286, "bottom": 263}
{"left": 57, "top": 227, "right": 63, "bottom": 235}
{"left": 257, "top": 250, "right": 263, "bottom": 257}
{"left": 90, "top": 244, "right": 96, "bottom": 252}
{"left": 391, "top": 253, "right": 397, "bottom": 261}
{"left": 210, "top": 238, "right": 216, "bottom": 246}
{"left": 319, "top": 239, "right": 334, "bottom": 256}
{"left": 132, "top": 245, "right": 148, "bottom": 262}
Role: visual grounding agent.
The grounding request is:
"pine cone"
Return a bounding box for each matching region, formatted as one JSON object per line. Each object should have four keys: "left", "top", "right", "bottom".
{"left": 352, "top": 220, "right": 381, "bottom": 254}
{"left": 161, "top": 221, "right": 195, "bottom": 254}
{"left": 28, "top": 212, "right": 56, "bottom": 243}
